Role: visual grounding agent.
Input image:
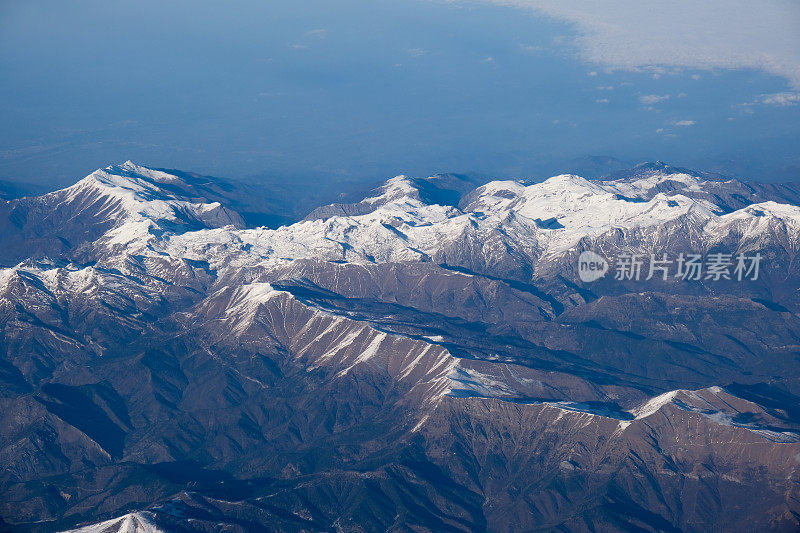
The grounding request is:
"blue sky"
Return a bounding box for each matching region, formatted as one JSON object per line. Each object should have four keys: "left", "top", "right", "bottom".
{"left": 1, "top": 0, "right": 798, "bottom": 189}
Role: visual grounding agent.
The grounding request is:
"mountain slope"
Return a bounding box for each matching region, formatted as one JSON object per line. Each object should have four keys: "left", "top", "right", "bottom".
{"left": 0, "top": 162, "right": 799, "bottom": 532}
{"left": 0, "top": 161, "right": 244, "bottom": 266}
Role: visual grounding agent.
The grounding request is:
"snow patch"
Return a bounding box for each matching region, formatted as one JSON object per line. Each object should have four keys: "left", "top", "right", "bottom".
{"left": 60, "top": 512, "right": 162, "bottom": 533}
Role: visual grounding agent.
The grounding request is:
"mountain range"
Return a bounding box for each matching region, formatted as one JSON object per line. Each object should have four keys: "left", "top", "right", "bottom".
{"left": 1, "top": 161, "right": 799, "bottom": 532}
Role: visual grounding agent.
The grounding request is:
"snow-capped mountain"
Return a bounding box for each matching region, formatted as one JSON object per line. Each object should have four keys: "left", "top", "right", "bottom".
{"left": 1, "top": 162, "right": 799, "bottom": 532}
{"left": 62, "top": 513, "right": 161, "bottom": 533}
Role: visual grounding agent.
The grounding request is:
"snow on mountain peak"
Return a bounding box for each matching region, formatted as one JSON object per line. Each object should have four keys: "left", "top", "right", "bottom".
{"left": 461, "top": 173, "right": 721, "bottom": 254}
{"left": 152, "top": 165, "right": 800, "bottom": 279}
{"left": 117, "top": 160, "right": 185, "bottom": 184}
{"left": 621, "top": 387, "right": 800, "bottom": 442}
{"left": 15, "top": 161, "right": 800, "bottom": 285}
{"left": 61, "top": 512, "right": 163, "bottom": 533}
{"left": 368, "top": 175, "right": 419, "bottom": 204}
{"left": 49, "top": 163, "right": 245, "bottom": 250}
{"left": 605, "top": 171, "right": 706, "bottom": 199}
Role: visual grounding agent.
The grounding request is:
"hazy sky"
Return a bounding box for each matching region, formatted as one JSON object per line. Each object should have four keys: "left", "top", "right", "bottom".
{"left": 1, "top": 0, "right": 798, "bottom": 189}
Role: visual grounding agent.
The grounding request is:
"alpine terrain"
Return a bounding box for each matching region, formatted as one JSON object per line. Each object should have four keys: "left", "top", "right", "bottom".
{"left": 1, "top": 161, "right": 799, "bottom": 532}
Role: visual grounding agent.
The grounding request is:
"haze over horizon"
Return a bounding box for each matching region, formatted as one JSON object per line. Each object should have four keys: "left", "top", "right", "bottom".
{"left": 1, "top": 0, "right": 799, "bottom": 191}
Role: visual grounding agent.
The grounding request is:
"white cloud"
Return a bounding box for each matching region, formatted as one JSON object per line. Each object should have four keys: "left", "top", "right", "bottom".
{"left": 674, "top": 120, "right": 696, "bottom": 127}
{"left": 305, "top": 29, "right": 328, "bottom": 38}
{"left": 407, "top": 48, "right": 428, "bottom": 57}
{"left": 471, "top": 1, "right": 800, "bottom": 88}
{"left": 596, "top": 98, "right": 609, "bottom": 103}
{"left": 520, "top": 44, "right": 543, "bottom": 53}
{"left": 639, "top": 94, "right": 670, "bottom": 105}
{"left": 760, "top": 92, "right": 800, "bottom": 105}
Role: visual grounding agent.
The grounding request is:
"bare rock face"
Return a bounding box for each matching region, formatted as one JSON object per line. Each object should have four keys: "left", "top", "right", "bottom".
{"left": 0, "top": 162, "right": 799, "bottom": 532}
